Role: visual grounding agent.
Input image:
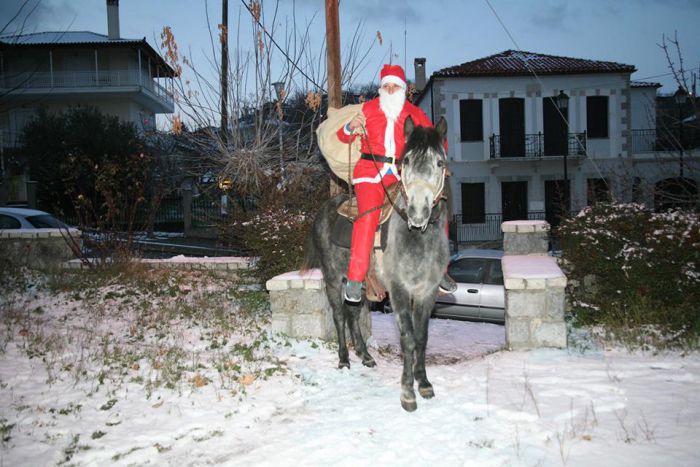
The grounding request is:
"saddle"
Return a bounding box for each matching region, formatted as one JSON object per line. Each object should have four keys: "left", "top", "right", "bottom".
{"left": 331, "top": 183, "right": 403, "bottom": 303}
{"left": 336, "top": 182, "right": 403, "bottom": 224}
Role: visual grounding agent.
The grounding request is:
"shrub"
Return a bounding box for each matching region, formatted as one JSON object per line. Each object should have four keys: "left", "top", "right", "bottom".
{"left": 559, "top": 203, "right": 700, "bottom": 347}
{"left": 221, "top": 166, "right": 331, "bottom": 283}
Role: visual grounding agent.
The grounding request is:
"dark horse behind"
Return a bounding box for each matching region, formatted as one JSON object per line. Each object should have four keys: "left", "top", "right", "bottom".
{"left": 303, "top": 116, "right": 450, "bottom": 411}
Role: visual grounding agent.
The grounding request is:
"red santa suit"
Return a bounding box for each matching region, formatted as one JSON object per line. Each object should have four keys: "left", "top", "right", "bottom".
{"left": 336, "top": 65, "right": 438, "bottom": 283}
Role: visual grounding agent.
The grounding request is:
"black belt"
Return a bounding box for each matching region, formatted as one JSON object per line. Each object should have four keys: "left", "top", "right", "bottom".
{"left": 360, "top": 153, "right": 401, "bottom": 165}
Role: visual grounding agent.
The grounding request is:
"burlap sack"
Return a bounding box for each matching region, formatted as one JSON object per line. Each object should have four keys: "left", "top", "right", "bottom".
{"left": 315, "top": 104, "right": 363, "bottom": 183}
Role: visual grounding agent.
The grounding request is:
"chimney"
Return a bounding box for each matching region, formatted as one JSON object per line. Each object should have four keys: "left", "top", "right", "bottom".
{"left": 414, "top": 57, "right": 426, "bottom": 92}
{"left": 107, "top": 0, "right": 120, "bottom": 40}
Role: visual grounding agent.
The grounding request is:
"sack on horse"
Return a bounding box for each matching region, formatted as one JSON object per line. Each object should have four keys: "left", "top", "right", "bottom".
{"left": 315, "top": 103, "right": 363, "bottom": 183}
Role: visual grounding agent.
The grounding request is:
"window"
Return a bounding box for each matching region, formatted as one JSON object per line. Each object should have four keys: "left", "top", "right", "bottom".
{"left": 27, "top": 215, "right": 64, "bottom": 228}
{"left": 0, "top": 215, "right": 21, "bottom": 229}
{"left": 587, "top": 178, "right": 611, "bottom": 205}
{"left": 459, "top": 99, "right": 483, "bottom": 142}
{"left": 461, "top": 183, "right": 485, "bottom": 223}
{"left": 587, "top": 96, "right": 609, "bottom": 138}
{"left": 448, "top": 258, "right": 486, "bottom": 283}
{"left": 485, "top": 260, "right": 504, "bottom": 285}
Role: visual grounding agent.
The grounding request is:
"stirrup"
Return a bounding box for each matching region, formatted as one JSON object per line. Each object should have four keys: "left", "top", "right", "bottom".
{"left": 438, "top": 273, "right": 457, "bottom": 294}
{"left": 343, "top": 279, "right": 363, "bottom": 303}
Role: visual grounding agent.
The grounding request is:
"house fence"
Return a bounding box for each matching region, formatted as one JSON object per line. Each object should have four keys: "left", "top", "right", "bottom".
{"left": 451, "top": 211, "right": 546, "bottom": 245}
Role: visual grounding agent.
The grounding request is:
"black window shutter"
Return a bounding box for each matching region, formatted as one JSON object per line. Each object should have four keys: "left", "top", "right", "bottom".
{"left": 461, "top": 183, "right": 485, "bottom": 223}
{"left": 460, "top": 99, "right": 483, "bottom": 142}
{"left": 587, "top": 96, "right": 609, "bottom": 138}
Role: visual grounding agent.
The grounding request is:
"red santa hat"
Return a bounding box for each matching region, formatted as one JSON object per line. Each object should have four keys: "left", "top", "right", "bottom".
{"left": 380, "top": 64, "right": 406, "bottom": 89}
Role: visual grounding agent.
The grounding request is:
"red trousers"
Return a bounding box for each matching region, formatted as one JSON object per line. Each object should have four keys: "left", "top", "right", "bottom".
{"left": 347, "top": 176, "right": 451, "bottom": 283}
{"left": 347, "top": 176, "right": 399, "bottom": 282}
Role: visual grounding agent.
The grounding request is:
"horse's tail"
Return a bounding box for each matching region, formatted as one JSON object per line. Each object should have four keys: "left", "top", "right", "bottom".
{"left": 300, "top": 225, "right": 321, "bottom": 273}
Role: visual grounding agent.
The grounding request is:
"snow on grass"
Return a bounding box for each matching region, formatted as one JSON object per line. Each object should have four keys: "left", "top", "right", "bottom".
{"left": 0, "top": 267, "right": 699, "bottom": 466}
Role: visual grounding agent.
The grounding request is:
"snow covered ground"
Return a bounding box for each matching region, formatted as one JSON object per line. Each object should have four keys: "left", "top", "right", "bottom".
{"left": 1, "top": 270, "right": 699, "bottom": 466}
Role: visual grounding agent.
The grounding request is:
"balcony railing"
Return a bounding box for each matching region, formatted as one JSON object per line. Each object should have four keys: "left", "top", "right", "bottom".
{"left": 630, "top": 129, "right": 657, "bottom": 153}
{"left": 490, "top": 132, "right": 587, "bottom": 159}
{"left": 630, "top": 128, "right": 699, "bottom": 153}
{"left": 0, "top": 70, "right": 173, "bottom": 106}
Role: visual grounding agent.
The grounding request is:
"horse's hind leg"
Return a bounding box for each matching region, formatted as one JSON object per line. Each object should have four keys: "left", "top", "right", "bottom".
{"left": 347, "top": 301, "right": 376, "bottom": 367}
{"left": 413, "top": 296, "right": 435, "bottom": 399}
{"left": 391, "top": 288, "right": 418, "bottom": 412}
{"left": 326, "top": 282, "right": 351, "bottom": 369}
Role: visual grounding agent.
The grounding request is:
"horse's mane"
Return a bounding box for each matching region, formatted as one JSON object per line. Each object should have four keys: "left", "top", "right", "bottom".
{"left": 403, "top": 124, "right": 444, "bottom": 157}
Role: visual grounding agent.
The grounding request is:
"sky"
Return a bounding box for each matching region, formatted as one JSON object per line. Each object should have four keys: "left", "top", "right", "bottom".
{"left": 2, "top": 0, "right": 700, "bottom": 97}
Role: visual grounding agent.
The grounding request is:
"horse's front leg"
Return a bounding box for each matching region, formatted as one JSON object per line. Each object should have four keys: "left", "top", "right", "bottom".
{"left": 391, "top": 288, "right": 417, "bottom": 411}
{"left": 347, "top": 301, "right": 376, "bottom": 367}
{"left": 413, "top": 294, "right": 436, "bottom": 399}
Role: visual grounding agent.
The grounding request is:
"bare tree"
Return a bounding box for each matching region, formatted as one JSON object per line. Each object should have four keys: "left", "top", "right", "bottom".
{"left": 158, "top": 0, "right": 380, "bottom": 198}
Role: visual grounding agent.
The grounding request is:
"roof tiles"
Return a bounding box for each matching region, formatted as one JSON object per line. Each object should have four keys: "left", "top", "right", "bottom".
{"left": 434, "top": 50, "right": 635, "bottom": 78}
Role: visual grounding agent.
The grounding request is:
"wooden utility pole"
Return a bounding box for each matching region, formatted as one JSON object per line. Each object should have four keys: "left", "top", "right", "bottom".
{"left": 325, "top": 0, "right": 343, "bottom": 194}
{"left": 220, "top": 0, "right": 229, "bottom": 139}
{"left": 325, "top": 0, "right": 342, "bottom": 109}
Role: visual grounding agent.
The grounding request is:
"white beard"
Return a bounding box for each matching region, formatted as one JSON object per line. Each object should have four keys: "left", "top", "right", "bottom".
{"left": 379, "top": 87, "right": 406, "bottom": 121}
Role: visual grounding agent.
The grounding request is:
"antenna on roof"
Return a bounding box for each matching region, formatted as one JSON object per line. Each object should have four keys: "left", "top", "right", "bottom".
{"left": 404, "top": 16, "right": 407, "bottom": 72}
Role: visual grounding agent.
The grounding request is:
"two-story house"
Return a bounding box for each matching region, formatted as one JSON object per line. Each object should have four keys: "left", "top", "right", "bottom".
{"left": 0, "top": 0, "right": 175, "bottom": 204}
{"left": 414, "top": 50, "right": 698, "bottom": 245}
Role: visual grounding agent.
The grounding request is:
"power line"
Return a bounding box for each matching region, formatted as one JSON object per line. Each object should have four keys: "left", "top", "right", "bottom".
{"left": 239, "top": 0, "right": 325, "bottom": 92}
{"left": 484, "top": 0, "right": 615, "bottom": 193}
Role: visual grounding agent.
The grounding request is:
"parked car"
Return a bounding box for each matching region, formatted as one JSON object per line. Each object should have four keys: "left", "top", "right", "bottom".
{"left": 0, "top": 207, "right": 70, "bottom": 230}
{"left": 382, "top": 249, "right": 505, "bottom": 323}
{"left": 434, "top": 249, "right": 505, "bottom": 323}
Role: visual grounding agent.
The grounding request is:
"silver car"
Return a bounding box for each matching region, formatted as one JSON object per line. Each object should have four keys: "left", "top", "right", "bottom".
{"left": 433, "top": 249, "right": 505, "bottom": 323}
{"left": 0, "top": 207, "right": 69, "bottom": 229}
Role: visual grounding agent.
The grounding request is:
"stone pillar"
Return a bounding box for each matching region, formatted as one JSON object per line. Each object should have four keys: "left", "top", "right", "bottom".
{"left": 26, "top": 180, "right": 37, "bottom": 208}
{"left": 502, "top": 220, "right": 549, "bottom": 255}
{"left": 502, "top": 220, "right": 567, "bottom": 349}
{"left": 182, "top": 187, "right": 192, "bottom": 235}
{"left": 266, "top": 269, "right": 371, "bottom": 342}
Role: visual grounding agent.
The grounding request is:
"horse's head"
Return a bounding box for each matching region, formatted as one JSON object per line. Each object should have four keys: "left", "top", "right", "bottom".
{"left": 401, "top": 116, "right": 448, "bottom": 231}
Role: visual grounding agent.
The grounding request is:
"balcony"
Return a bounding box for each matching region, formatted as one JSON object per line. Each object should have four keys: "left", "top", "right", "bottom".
{"left": 0, "top": 70, "right": 173, "bottom": 112}
{"left": 489, "top": 132, "right": 587, "bottom": 159}
{"left": 630, "top": 128, "right": 700, "bottom": 154}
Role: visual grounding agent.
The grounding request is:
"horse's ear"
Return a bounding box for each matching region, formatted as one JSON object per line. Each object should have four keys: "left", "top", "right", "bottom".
{"left": 436, "top": 117, "right": 447, "bottom": 140}
{"left": 404, "top": 116, "right": 415, "bottom": 142}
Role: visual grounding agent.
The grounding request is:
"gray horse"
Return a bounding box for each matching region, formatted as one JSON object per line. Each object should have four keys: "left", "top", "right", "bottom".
{"left": 303, "top": 116, "right": 450, "bottom": 411}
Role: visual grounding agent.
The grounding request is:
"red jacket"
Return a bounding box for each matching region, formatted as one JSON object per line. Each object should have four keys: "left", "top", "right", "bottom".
{"left": 336, "top": 98, "right": 436, "bottom": 184}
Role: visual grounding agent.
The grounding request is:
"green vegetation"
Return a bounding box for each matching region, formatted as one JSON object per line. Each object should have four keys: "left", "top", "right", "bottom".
{"left": 559, "top": 203, "right": 700, "bottom": 349}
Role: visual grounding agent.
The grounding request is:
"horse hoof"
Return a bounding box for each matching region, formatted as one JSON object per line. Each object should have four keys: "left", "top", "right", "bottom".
{"left": 400, "top": 396, "right": 417, "bottom": 412}
{"left": 338, "top": 361, "right": 350, "bottom": 370}
{"left": 362, "top": 356, "right": 377, "bottom": 368}
{"left": 418, "top": 384, "right": 434, "bottom": 399}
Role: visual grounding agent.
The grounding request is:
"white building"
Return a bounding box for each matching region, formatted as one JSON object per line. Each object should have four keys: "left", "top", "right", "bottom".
{"left": 0, "top": 0, "right": 175, "bottom": 148}
{"left": 414, "top": 50, "right": 698, "bottom": 244}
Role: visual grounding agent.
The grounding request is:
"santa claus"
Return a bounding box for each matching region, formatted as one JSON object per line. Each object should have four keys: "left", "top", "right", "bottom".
{"left": 336, "top": 64, "right": 455, "bottom": 302}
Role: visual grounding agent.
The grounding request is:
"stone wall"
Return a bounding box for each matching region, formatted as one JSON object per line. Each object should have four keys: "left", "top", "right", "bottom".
{"left": 0, "top": 229, "right": 80, "bottom": 268}
{"left": 266, "top": 269, "right": 371, "bottom": 342}
{"left": 502, "top": 220, "right": 567, "bottom": 349}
